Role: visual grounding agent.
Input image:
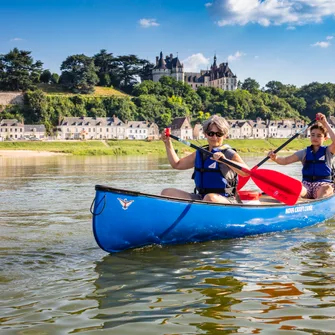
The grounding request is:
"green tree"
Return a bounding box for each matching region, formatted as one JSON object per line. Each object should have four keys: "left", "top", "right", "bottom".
{"left": 60, "top": 54, "right": 99, "bottom": 94}
{"left": 0, "top": 48, "right": 43, "bottom": 91}
{"left": 297, "top": 82, "right": 335, "bottom": 118}
{"left": 264, "top": 80, "right": 286, "bottom": 96}
{"left": 115, "top": 54, "right": 147, "bottom": 93}
{"left": 88, "top": 107, "right": 107, "bottom": 117}
{"left": 93, "top": 49, "right": 118, "bottom": 87}
{"left": 104, "top": 97, "right": 137, "bottom": 122}
{"left": 51, "top": 73, "right": 59, "bottom": 84}
{"left": 241, "top": 77, "right": 260, "bottom": 93}
{"left": 40, "top": 70, "right": 52, "bottom": 84}
{"left": 23, "top": 90, "right": 53, "bottom": 133}
{"left": 132, "top": 80, "right": 162, "bottom": 96}
{"left": 133, "top": 94, "right": 166, "bottom": 125}
{"left": 139, "top": 60, "right": 154, "bottom": 82}
{"left": 166, "top": 95, "right": 190, "bottom": 118}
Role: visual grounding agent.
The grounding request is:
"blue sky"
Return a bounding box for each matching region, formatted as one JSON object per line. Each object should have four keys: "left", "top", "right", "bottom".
{"left": 1, "top": 0, "right": 334, "bottom": 87}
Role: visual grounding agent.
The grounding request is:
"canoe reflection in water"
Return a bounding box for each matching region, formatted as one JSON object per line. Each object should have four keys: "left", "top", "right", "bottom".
{"left": 91, "top": 235, "right": 335, "bottom": 334}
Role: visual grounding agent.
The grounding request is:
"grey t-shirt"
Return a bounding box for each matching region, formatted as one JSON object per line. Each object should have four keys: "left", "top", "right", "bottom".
{"left": 295, "top": 146, "right": 334, "bottom": 167}
{"left": 219, "top": 148, "right": 237, "bottom": 181}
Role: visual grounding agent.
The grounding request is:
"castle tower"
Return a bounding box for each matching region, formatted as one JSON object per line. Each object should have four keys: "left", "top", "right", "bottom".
{"left": 152, "top": 51, "right": 170, "bottom": 82}
{"left": 210, "top": 55, "right": 218, "bottom": 81}
{"left": 170, "top": 53, "right": 184, "bottom": 83}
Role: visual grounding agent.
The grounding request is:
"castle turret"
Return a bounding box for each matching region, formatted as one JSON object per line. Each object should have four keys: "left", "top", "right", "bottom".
{"left": 152, "top": 51, "right": 184, "bottom": 83}
{"left": 152, "top": 51, "right": 170, "bottom": 82}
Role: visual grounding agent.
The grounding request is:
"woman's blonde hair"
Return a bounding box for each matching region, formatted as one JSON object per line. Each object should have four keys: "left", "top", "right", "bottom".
{"left": 202, "top": 115, "right": 229, "bottom": 136}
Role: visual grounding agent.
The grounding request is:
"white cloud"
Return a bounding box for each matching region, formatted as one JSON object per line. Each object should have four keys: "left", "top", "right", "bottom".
{"left": 326, "top": 35, "right": 334, "bottom": 40}
{"left": 182, "top": 53, "right": 210, "bottom": 72}
{"left": 138, "top": 18, "right": 160, "bottom": 28}
{"left": 205, "top": 2, "right": 213, "bottom": 7}
{"left": 287, "top": 26, "right": 296, "bottom": 30}
{"left": 210, "top": 0, "right": 335, "bottom": 27}
{"left": 10, "top": 37, "right": 23, "bottom": 41}
{"left": 227, "top": 51, "right": 245, "bottom": 61}
{"left": 311, "top": 41, "right": 331, "bottom": 48}
{"left": 254, "top": 55, "right": 259, "bottom": 59}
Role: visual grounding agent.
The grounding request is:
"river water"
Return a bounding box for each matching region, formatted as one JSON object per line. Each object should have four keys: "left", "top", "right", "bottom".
{"left": 0, "top": 154, "right": 334, "bottom": 334}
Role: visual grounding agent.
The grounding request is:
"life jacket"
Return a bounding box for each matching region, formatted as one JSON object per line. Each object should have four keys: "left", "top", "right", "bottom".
{"left": 193, "top": 145, "right": 238, "bottom": 197}
{"left": 302, "top": 146, "right": 332, "bottom": 183}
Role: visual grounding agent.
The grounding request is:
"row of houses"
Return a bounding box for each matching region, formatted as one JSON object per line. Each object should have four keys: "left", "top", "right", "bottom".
{"left": 1, "top": 116, "right": 335, "bottom": 141}
{"left": 0, "top": 117, "right": 160, "bottom": 141}
{"left": 172, "top": 116, "right": 335, "bottom": 140}
{"left": 56, "top": 116, "right": 159, "bottom": 140}
{"left": 0, "top": 119, "right": 46, "bottom": 141}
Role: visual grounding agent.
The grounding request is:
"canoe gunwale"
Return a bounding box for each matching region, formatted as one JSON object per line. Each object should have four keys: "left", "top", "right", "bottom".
{"left": 94, "top": 184, "right": 333, "bottom": 208}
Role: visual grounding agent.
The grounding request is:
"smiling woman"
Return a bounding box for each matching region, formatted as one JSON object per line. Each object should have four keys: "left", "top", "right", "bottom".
{"left": 160, "top": 115, "right": 249, "bottom": 204}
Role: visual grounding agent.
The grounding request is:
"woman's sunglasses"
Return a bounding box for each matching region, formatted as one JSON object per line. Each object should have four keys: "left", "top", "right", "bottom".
{"left": 206, "top": 131, "right": 224, "bottom": 138}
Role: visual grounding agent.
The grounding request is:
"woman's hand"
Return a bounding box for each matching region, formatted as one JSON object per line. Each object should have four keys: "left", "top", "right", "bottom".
{"left": 268, "top": 150, "right": 277, "bottom": 162}
{"left": 212, "top": 151, "right": 225, "bottom": 162}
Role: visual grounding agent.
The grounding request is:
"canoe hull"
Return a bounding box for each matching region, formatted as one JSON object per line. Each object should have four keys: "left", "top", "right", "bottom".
{"left": 92, "top": 185, "right": 335, "bottom": 253}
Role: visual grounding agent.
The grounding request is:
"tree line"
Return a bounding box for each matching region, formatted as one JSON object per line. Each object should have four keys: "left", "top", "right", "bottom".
{"left": 0, "top": 48, "right": 334, "bottom": 133}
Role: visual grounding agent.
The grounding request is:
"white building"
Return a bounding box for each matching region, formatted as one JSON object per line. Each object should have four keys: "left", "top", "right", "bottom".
{"left": 57, "top": 116, "right": 126, "bottom": 140}
{"left": 169, "top": 116, "right": 193, "bottom": 140}
{"left": 126, "top": 121, "right": 159, "bottom": 140}
{"left": 229, "top": 120, "right": 253, "bottom": 139}
{"left": 57, "top": 116, "right": 159, "bottom": 140}
{"left": 0, "top": 119, "right": 45, "bottom": 140}
{"left": 193, "top": 123, "right": 205, "bottom": 140}
{"left": 24, "top": 125, "right": 46, "bottom": 140}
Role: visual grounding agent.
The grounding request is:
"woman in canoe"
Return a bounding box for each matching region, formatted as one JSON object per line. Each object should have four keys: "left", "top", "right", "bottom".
{"left": 268, "top": 113, "right": 335, "bottom": 199}
{"left": 161, "top": 115, "right": 249, "bottom": 203}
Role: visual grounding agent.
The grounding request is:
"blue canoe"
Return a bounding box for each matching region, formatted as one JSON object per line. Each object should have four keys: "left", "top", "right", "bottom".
{"left": 92, "top": 185, "right": 335, "bottom": 253}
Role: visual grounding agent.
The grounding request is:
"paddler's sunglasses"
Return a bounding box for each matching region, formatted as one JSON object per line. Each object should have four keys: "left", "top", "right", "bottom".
{"left": 206, "top": 131, "right": 224, "bottom": 137}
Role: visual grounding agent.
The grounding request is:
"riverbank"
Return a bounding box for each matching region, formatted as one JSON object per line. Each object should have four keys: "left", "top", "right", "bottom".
{"left": 0, "top": 149, "right": 69, "bottom": 157}
{"left": 0, "top": 138, "right": 313, "bottom": 156}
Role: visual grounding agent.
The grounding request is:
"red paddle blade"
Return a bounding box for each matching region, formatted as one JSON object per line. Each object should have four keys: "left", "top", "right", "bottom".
{"left": 238, "top": 166, "right": 260, "bottom": 190}
{"left": 250, "top": 168, "right": 302, "bottom": 206}
{"left": 237, "top": 175, "right": 250, "bottom": 190}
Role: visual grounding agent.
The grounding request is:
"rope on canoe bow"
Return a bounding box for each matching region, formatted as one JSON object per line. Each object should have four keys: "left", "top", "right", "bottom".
{"left": 90, "top": 194, "right": 106, "bottom": 216}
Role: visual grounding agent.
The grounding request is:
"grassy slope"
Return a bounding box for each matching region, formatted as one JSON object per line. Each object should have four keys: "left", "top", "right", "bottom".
{"left": 0, "top": 138, "right": 313, "bottom": 156}
{"left": 37, "top": 84, "right": 128, "bottom": 97}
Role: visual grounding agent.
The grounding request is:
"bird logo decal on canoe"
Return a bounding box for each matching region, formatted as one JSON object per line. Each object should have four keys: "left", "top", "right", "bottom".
{"left": 117, "top": 198, "right": 134, "bottom": 210}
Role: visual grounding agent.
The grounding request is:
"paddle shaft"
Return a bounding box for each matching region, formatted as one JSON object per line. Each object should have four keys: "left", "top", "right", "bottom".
{"left": 255, "top": 118, "right": 316, "bottom": 168}
{"left": 168, "top": 133, "right": 249, "bottom": 174}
